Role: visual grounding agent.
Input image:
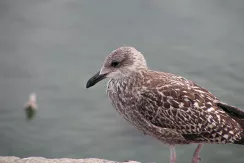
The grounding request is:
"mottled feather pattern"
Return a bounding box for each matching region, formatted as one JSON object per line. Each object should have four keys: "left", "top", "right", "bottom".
{"left": 87, "top": 46, "right": 244, "bottom": 163}
{"left": 107, "top": 70, "right": 243, "bottom": 145}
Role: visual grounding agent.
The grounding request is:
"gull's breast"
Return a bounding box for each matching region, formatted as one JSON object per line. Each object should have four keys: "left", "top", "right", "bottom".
{"left": 106, "top": 79, "right": 140, "bottom": 123}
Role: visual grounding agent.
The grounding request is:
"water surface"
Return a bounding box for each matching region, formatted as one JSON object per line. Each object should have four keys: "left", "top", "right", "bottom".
{"left": 1, "top": 1, "right": 244, "bottom": 163}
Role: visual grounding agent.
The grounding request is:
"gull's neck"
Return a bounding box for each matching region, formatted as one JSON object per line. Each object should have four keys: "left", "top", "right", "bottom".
{"left": 108, "top": 68, "right": 148, "bottom": 87}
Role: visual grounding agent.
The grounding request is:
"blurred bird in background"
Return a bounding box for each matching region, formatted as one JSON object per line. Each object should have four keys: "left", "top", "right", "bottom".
{"left": 24, "top": 93, "right": 37, "bottom": 120}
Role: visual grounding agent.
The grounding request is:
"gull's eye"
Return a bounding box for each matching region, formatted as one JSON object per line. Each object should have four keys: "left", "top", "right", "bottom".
{"left": 111, "top": 61, "right": 120, "bottom": 68}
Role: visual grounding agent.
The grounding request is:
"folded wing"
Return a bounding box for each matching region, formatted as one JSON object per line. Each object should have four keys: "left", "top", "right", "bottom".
{"left": 138, "top": 82, "right": 243, "bottom": 144}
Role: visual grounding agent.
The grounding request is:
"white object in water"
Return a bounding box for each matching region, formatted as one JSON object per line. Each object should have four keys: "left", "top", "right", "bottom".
{"left": 25, "top": 93, "right": 38, "bottom": 110}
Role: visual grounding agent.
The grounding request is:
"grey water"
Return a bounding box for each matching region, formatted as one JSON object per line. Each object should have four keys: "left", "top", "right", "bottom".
{"left": 1, "top": 0, "right": 244, "bottom": 163}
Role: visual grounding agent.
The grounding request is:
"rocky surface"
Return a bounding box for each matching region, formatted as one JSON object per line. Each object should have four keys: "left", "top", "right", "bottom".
{"left": 0, "top": 157, "right": 141, "bottom": 163}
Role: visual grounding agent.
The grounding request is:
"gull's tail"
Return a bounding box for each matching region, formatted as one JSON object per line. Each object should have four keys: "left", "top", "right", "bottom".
{"left": 217, "top": 102, "right": 244, "bottom": 145}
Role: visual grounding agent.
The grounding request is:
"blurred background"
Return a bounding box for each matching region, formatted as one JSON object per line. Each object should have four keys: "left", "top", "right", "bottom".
{"left": 1, "top": 0, "right": 244, "bottom": 163}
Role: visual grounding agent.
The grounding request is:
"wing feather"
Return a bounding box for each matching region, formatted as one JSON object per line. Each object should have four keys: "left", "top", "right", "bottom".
{"left": 137, "top": 81, "right": 242, "bottom": 143}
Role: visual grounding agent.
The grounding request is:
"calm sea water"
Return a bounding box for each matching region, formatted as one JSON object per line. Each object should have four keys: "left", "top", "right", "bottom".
{"left": 1, "top": 0, "right": 244, "bottom": 163}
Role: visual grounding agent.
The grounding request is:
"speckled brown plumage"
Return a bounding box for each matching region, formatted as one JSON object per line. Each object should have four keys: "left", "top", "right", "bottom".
{"left": 107, "top": 70, "right": 244, "bottom": 145}
{"left": 86, "top": 47, "right": 244, "bottom": 163}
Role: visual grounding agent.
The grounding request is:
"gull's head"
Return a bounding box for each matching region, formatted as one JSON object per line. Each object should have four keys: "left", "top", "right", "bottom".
{"left": 86, "top": 46, "right": 147, "bottom": 88}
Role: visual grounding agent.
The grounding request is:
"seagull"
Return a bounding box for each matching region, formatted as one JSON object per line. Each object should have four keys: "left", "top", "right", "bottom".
{"left": 86, "top": 47, "right": 244, "bottom": 163}
{"left": 24, "top": 93, "right": 38, "bottom": 120}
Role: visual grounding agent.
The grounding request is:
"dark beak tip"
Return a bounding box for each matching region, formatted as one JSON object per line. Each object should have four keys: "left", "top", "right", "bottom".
{"left": 86, "top": 71, "right": 107, "bottom": 89}
{"left": 86, "top": 82, "right": 92, "bottom": 88}
{"left": 86, "top": 78, "right": 95, "bottom": 88}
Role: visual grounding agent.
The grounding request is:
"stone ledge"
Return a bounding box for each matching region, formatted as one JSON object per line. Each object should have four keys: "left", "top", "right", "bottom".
{"left": 0, "top": 157, "right": 141, "bottom": 163}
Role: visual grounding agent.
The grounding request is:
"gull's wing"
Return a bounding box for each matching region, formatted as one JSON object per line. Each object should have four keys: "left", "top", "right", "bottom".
{"left": 137, "top": 82, "right": 242, "bottom": 143}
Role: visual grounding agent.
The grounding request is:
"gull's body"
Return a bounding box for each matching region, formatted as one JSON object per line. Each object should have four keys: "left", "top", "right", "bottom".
{"left": 86, "top": 47, "right": 244, "bottom": 163}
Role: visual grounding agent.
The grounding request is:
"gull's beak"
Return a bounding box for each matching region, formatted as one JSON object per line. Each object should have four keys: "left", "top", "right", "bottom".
{"left": 86, "top": 71, "right": 107, "bottom": 88}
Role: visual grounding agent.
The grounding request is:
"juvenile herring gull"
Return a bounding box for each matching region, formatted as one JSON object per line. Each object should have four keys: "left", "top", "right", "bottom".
{"left": 86, "top": 47, "right": 244, "bottom": 163}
